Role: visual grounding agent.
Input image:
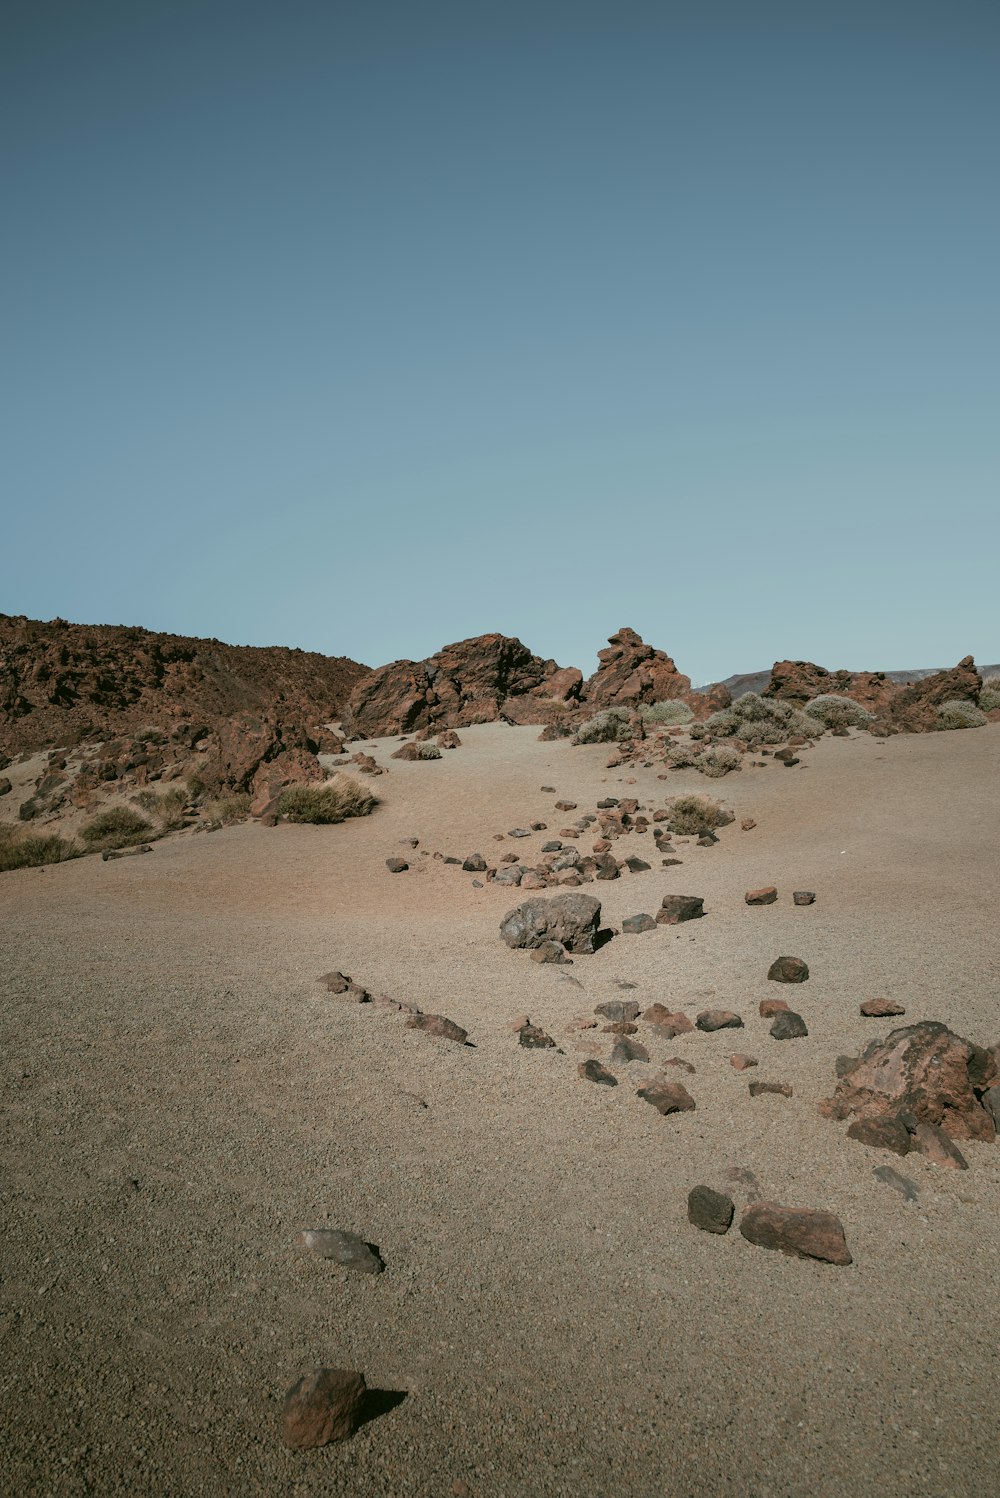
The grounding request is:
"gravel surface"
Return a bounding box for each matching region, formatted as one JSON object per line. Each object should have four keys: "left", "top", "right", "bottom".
{"left": 3, "top": 723, "right": 1000, "bottom": 1496}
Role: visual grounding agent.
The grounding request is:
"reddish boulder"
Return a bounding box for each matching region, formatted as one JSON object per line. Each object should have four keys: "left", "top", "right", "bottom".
{"left": 642, "top": 1005, "right": 694, "bottom": 1036}
{"left": 250, "top": 746, "right": 323, "bottom": 815}
{"left": 740, "top": 1203, "right": 852, "bottom": 1265}
{"left": 405, "top": 1013, "right": 469, "bottom": 1044}
{"left": 860, "top": 998, "right": 906, "bottom": 1018}
{"left": 582, "top": 628, "right": 693, "bottom": 709}
{"left": 819, "top": 1022, "right": 996, "bottom": 1142}
{"left": 342, "top": 634, "right": 577, "bottom": 737}
{"left": 281, "top": 1367, "right": 367, "bottom": 1449}
{"left": 637, "top": 1079, "right": 696, "bottom": 1115}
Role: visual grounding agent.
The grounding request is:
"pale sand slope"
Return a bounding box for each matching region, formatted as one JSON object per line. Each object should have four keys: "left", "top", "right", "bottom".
{"left": 2, "top": 723, "right": 1000, "bottom": 1498}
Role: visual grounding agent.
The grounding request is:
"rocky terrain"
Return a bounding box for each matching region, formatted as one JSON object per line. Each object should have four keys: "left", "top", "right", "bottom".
{"left": 3, "top": 713, "right": 1000, "bottom": 1495}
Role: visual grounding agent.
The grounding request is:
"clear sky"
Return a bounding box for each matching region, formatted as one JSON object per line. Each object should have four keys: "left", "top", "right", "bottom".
{"left": 2, "top": 0, "right": 997, "bottom": 684}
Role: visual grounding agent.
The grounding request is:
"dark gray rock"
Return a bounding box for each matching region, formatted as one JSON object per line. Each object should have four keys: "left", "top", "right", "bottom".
{"left": 622, "top": 913, "right": 656, "bottom": 934}
{"left": 297, "top": 1229, "right": 384, "bottom": 1274}
{"left": 770, "top": 1010, "right": 809, "bottom": 1040}
{"left": 687, "top": 1186, "right": 735, "bottom": 1235}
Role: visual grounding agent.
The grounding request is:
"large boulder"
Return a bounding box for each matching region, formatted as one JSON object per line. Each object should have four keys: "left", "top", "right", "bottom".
{"left": 819, "top": 1021, "right": 997, "bottom": 1143}
{"left": 342, "top": 634, "right": 578, "bottom": 737}
{"left": 500, "top": 893, "right": 602, "bottom": 955}
{"left": 582, "top": 628, "right": 693, "bottom": 710}
{"left": 765, "top": 656, "right": 982, "bottom": 733}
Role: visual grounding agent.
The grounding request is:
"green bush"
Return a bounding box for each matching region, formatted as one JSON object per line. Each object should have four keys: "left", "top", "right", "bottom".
{"left": 417, "top": 743, "right": 442, "bottom": 759}
{"left": 696, "top": 745, "right": 743, "bottom": 777}
{"left": 80, "top": 806, "right": 153, "bottom": 848}
{"left": 937, "top": 699, "right": 987, "bottom": 730}
{"left": 662, "top": 794, "right": 734, "bottom": 836}
{"left": 0, "top": 825, "right": 77, "bottom": 872}
{"left": 639, "top": 699, "right": 693, "bottom": 726}
{"left": 134, "top": 787, "right": 187, "bottom": 829}
{"left": 278, "top": 774, "right": 377, "bottom": 824}
{"left": 804, "top": 694, "right": 873, "bottom": 730}
{"left": 572, "top": 708, "right": 634, "bottom": 744}
{"left": 205, "top": 793, "right": 252, "bottom": 825}
{"left": 978, "top": 677, "right": 1000, "bottom": 711}
{"left": 691, "top": 692, "right": 820, "bottom": 747}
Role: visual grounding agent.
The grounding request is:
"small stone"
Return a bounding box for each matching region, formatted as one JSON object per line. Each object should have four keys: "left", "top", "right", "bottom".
{"left": 529, "top": 940, "right": 570, "bottom": 965}
{"left": 749, "top": 1081, "right": 793, "bottom": 1098}
{"left": 770, "top": 1010, "right": 808, "bottom": 1040}
{"left": 642, "top": 1005, "right": 693, "bottom": 1036}
{"left": 739, "top": 1204, "right": 852, "bottom": 1265}
{"left": 595, "top": 1000, "right": 640, "bottom": 1023}
{"left": 687, "top": 1185, "right": 735, "bottom": 1235}
{"left": 320, "top": 971, "right": 352, "bottom": 994}
{"left": 622, "top": 913, "right": 656, "bottom": 934}
{"left": 759, "top": 997, "right": 790, "bottom": 1017}
{"left": 663, "top": 1056, "right": 696, "bottom": 1074}
{"left": 741, "top": 818, "right": 756, "bottom": 830}
{"left": 386, "top": 857, "right": 408, "bottom": 873}
{"left": 767, "top": 955, "right": 809, "bottom": 983}
{"left": 983, "top": 1085, "right": 1000, "bottom": 1129}
{"left": 541, "top": 840, "right": 563, "bottom": 853}
{"left": 281, "top": 1367, "right": 367, "bottom": 1449}
{"left": 594, "top": 856, "right": 620, "bottom": 880}
{"left": 507, "top": 1014, "right": 531, "bottom": 1031}
{"left": 745, "top": 887, "right": 778, "bottom": 905}
{"left": 912, "top": 1121, "right": 968, "bottom": 1169}
{"left": 622, "top": 856, "right": 651, "bottom": 873}
{"left": 541, "top": 785, "right": 556, "bottom": 793}
{"left": 730, "top": 1054, "right": 758, "bottom": 1071}
{"left": 554, "top": 800, "right": 577, "bottom": 811}
{"left": 405, "top": 1013, "right": 468, "bottom": 1044}
{"left": 860, "top": 998, "right": 906, "bottom": 1017}
{"left": 508, "top": 828, "right": 532, "bottom": 839}
{"left": 657, "top": 895, "right": 705, "bottom": 925}
{"left": 873, "top": 1165, "right": 920, "bottom": 1201}
{"left": 793, "top": 891, "right": 816, "bottom": 905}
{"left": 611, "top": 1037, "right": 649, "bottom": 1064}
{"left": 297, "top": 1229, "right": 384, "bottom": 1273}
{"left": 637, "top": 1080, "right": 696, "bottom": 1115}
{"left": 696, "top": 1009, "right": 743, "bottom": 1032}
{"left": 462, "top": 853, "right": 487, "bottom": 872}
{"left": 602, "top": 1020, "right": 638, "bottom": 1035}
{"left": 519, "top": 1024, "right": 557, "bottom": 1049}
{"left": 846, "top": 1117, "right": 911, "bottom": 1155}
{"left": 579, "top": 1060, "right": 618, "bottom": 1086}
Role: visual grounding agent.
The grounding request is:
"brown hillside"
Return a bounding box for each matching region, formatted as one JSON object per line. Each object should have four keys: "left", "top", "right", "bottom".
{"left": 0, "top": 614, "right": 370, "bottom": 755}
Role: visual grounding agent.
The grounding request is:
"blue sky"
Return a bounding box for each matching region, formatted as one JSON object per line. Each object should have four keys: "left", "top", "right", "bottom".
{"left": 2, "top": 0, "right": 997, "bottom": 683}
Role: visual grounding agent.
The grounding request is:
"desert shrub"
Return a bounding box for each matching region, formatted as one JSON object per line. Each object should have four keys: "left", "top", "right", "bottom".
{"left": 665, "top": 744, "right": 701, "bottom": 769}
{"left": 804, "top": 694, "right": 873, "bottom": 730}
{"left": 662, "top": 794, "right": 734, "bottom": 836}
{"left": 978, "top": 677, "right": 1000, "bottom": 711}
{"left": 937, "top": 700, "right": 987, "bottom": 730}
{"left": 417, "top": 743, "right": 442, "bottom": 759}
{"left": 134, "top": 787, "right": 187, "bottom": 829}
{"left": 691, "top": 692, "right": 820, "bottom": 747}
{"left": 278, "top": 774, "right": 377, "bottom": 824}
{"left": 572, "top": 708, "right": 634, "bottom": 745}
{"left": 639, "top": 699, "right": 693, "bottom": 726}
{"left": 696, "top": 745, "right": 743, "bottom": 777}
{"left": 0, "top": 825, "right": 77, "bottom": 872}
{"left": 205, "top": 793, "right": 252, "bottom": 825}
{"left": 80, "top": 806, "right": 153, "bottom": 848}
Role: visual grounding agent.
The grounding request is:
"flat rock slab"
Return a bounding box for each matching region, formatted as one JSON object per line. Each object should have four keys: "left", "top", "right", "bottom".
{"left": 297, "top": 1230, "right": 384, "bottom": 1274}
{"left": 642, "top": 1004, "right": 694, "bottom": 1035}
{"left": 688, "top": 1185, "right": 735, "bottom": 1235}
{"left": 385, "top": 858, "right": 408, "bottom": 873}
{"left": 730, "top": 1054, "right": 758, "bottom": 1070}
{"left": 500, "top": 893, "right": 602, "bottom": 954}
{"left": 622, "top": 913, "right": 656, "bottom": 933}
{"left": 637, "top": 1080, "right": 696, "bottom": 1116}
{"left": 657, "top": 895, "right": 705, "bottom": 924}
{"left": 749, "top": 1081, "right": 793, "bottom": 1098}
{"left": 913, "top": 1121, "right": 968, "bottom": 1169}
{"left": 697, "top": 1009, "right": 743, "bottom": 1032}
{"left": 579, "top": 1059, "right": 618, "bottom": 1086}
{"left": 770, "top": 1010, "right": 808, "bottom": 1040}
{"left": 529, "top": 940, "right": 571, "bottom": 964}
{"left": 768, "top": 956, "right": 809, "bottom": 983}
{"left": 793, "top": 891, "right": 816, "bottom": 905}
{"left": 860, "top": 998, "right": 906, "bottom": 1017}
{"left": 611, "top": 1037, "right": 650, "bottom": 1064}
{"left": 282, "top": 1367, "right": 367, "bottom": 1449}
{"left": 740, "top": 1203, "right": 852, "bottom": 1265}
{"left": 873, "top": 1165, "right": 920, "bottom": 1201}
{"left": 846, "top": 1117, "right": 912, "bottom": 1155}
{"left": 405, "top": 1013, "right": 469, "bottom": 1044}
{"left": 745, "top": 887, "right": 778, "bottom": 905}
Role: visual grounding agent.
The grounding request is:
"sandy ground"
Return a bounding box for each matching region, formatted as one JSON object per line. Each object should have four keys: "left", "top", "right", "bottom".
{"left": 3, "top": 722, "right": 1000, "bottom": 1497}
